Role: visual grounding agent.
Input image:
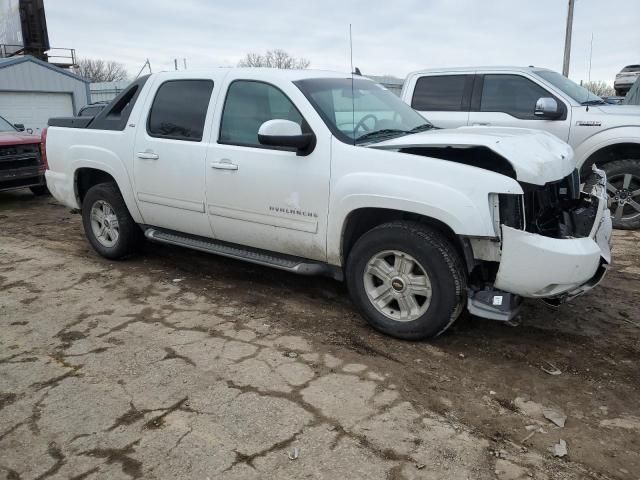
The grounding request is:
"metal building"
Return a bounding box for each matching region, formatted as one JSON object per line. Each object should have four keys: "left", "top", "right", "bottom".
{"left": 0, "top": 55, "right": 89, "bottom": 133}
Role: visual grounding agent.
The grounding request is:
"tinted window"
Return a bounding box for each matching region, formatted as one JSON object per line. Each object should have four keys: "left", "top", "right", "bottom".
{"left": 622, "top": 65, "right": 640, "bottom": 72}
{"left": 148, "top": 80, "right": 214, "bottom": 141}
{"left": 219, "top": 80, "right": 303, "bottom": 147}
{"left": 79, "top": 106, "right": 104, "bottom": 117}
{"left": 411, "top": 75, "right": 470, "bottom": 111}
{"left": 481, "top": 75, "right": 549, "bottom": 119}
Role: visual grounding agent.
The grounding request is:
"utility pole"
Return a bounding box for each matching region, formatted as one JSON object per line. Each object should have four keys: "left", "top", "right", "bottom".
{"left": 174, "top": 58, "right": 178, "bottom": 71}
{"left": 562, "top": 0, "right": 575, "bottom": 77}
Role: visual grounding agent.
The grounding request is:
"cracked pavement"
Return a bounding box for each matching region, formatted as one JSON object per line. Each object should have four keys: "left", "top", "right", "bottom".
{"left": 1, "top": 191, "right": 639, "bottom": 479}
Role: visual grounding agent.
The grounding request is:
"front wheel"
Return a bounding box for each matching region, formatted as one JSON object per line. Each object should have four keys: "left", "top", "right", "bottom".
{"left": 81, "top": 182, "right": 142, "bottom": 259}
{"left": 346, "top": 221, "right": 467, "bottom": 340}
{"left": 603, "top": 159, "right": 640, "bottom": 230}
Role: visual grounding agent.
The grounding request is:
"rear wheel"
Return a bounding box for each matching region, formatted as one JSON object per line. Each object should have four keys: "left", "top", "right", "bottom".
{"left": 346, "top": 221, "right": 466, "bottom": 340}
{"left": 603, "top": 159, "right": 640, "bottom": 230}
{"left": 81, "top": 182, "right": 142, "bottom": 259}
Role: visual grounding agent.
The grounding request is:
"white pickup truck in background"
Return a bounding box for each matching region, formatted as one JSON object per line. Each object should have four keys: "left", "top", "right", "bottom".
{"left": 401, "top": 66, "right": 640, "bottom": 229}
{"left": 44, "top": 68, "right": 611, "bottom": 339}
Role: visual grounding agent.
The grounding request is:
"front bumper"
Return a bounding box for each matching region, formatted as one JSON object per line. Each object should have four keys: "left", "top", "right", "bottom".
{"left": 494, "top": 167, "right": 611, "bottom": 300}
{"left": 0, "top": 166, "right": 45, "bottom": 192}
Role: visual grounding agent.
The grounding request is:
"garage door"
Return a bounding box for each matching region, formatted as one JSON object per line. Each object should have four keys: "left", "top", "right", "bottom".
{"left": 0, "top": 91, "right": 74, "bottom": 133}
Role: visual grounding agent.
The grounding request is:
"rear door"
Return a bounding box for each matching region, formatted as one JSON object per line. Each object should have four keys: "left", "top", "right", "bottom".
{"left": 468, "top": 74, "right": 571, "bottom": 141}
{"left": 406, "top": 74, "right": 473, "bottom": 129}
{"left": 133, "top": 77, "right": 216, "bottom": 238}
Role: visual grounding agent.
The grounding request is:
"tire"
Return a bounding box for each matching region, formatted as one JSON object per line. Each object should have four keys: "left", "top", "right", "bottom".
{"left": 81, "top": 182, "right": 142, "bottom": 259}
{"left": 346, "top": 221, "right": 467, "bottom": 340}
{"left": 29, "top": 184, "right": 49, "bottom": 196}
{"left": 602, "top": 159, "right": 640, "bottom": 230}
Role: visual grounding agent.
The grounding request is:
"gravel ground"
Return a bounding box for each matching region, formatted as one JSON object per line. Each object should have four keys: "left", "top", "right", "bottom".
{"left": 1, "top": 190, "right": 639, "bottom": 480}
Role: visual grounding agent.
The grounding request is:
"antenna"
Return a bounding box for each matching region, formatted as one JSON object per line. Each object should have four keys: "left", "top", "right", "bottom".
{"left": 349, "top": 24, "right": 355, "bottom": 146}
{"left": 586, "top": 32, "right": 593, "bottom": 110}
{"left": 135, "top": 58, "right": 152, "bottom": 79}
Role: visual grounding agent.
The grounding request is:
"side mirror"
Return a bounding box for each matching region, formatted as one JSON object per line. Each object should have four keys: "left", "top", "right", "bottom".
{"left": 26, "top": 128, "right": 33, "bottom": 134}
{"left": 534, "top": 97, "right": 562, "bottom": 119}
{"left": 258, "top": 119, "right": 315, "bottom": 155}
{"left": 14, "top": 123, "right": 25, "bottom": 132}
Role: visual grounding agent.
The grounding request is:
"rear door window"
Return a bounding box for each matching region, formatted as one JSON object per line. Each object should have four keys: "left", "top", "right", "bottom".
{"left": 411, "top": 75, "right": 472, "bottom": 111}
{"left": 147, "top": 79, "right": 214, "bottom": 141}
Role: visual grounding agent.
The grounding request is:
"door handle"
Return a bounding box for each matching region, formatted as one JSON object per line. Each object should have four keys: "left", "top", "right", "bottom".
{"left": 472, "top": 122, "right": 491, "bottom": 126}
{"left": 137, "top": 152, "right": 159, "bottom": 160}
{"left": 210, "top": 161, "right": 238, "bottom": 171}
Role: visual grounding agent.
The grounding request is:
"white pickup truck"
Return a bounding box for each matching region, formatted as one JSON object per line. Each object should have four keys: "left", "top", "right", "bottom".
{"left": 401, "top": 66, "right": 640, "bottom": 229}
{"left": 45, "top": 69, "right": 611, "bottom": 340}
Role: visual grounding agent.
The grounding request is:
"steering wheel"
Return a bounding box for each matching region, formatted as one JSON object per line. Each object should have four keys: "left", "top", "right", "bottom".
{"left": 354, "top": 114, "right": 378, "bottom": 135}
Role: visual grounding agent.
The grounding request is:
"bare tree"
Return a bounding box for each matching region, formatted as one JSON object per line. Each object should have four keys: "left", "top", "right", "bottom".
{"left": 238, "top": 49, "right": 310, "bottom": 69}
{"left": 583, "top": 80, "right": 615, "bottom": 97}
{"left": 75, "top": 58, "right": 129, "bottom": 82}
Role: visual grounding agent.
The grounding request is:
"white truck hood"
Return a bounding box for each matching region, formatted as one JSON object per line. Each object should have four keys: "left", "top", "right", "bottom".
{"left": 587, "top": 105, "right": 640, "bottom": 124}
{"left": 369, "top": 126, "right": 575, "bottom": 185}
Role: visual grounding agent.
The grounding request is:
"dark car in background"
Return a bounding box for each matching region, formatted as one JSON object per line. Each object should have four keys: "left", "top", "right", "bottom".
{"left": 615, "top": 65, "right": 640, "bottom": 96}
{"left": 77, "top": 102, "right": 109, "bottom": 117}
{"left": 0, "top": 115, "right": 47, "bottom": 196}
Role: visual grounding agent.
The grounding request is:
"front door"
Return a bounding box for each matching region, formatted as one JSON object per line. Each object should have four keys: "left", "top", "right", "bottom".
{"left": 468, "top": 74, "right": 572, "bottom": 142}
{"left": 133, "top": 78, "right": 215, "bottom": 238}
{"left": 205, "top": 79, "right": 330, "bottom": 261}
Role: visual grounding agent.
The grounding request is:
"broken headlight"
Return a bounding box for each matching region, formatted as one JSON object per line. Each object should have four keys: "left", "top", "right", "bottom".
{"left": 498, "top": 194, "right": 525, "bottom": 230}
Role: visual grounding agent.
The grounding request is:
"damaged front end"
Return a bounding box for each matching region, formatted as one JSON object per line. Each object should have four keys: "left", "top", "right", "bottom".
{"left": 468, "top": 166, "right": 612, "bottom": 321}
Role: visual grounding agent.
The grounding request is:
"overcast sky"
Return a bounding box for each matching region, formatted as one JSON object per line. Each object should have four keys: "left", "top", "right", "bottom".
{"left": 44, "top": 0, "right": 639, "bottom": 84}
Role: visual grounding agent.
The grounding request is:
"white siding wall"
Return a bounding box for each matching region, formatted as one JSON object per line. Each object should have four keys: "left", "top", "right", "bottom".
{"left": 0, "top": 60, "right": 89, "bottom": 113}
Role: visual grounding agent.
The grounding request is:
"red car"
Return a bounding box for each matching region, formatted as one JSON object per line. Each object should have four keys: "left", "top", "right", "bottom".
{"left": 0, "top": 115, "right": 48, "bottom": 195}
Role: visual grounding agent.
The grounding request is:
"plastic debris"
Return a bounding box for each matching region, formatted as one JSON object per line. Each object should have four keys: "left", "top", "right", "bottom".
{"left": 416, "top": 463, "right": 426, "bottom": 470}
{"left": 288, "top": 447, "right": 300, "bottom": 460}
{"left": 541, "top": 361, "right": 562, "bottom": 376}
{"left": 550, "top": 439, "right": 567, "bottom": 457}
{"left": 172, "top": 278, "right": 183, "bottom": 283}
{"left": 287, "top": 352, "right": 298, "bottom": 358}
{"left": 543, "top": 408, "right": 567, "bottom": 428}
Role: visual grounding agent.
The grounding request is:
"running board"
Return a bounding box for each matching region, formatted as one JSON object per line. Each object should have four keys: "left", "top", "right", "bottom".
{"left": 144, "top": 228, "right": 342, "bottom": 280}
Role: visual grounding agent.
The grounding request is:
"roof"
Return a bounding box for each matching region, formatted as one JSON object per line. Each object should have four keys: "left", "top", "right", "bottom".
{"left": 0, "top": 55, "right": 89, "bottom": 83}
{"left": 406, "top": 66, "right": 553, "bottom": 77}
{"left": 152, "top": 67, "right": 358, "bottom": 82}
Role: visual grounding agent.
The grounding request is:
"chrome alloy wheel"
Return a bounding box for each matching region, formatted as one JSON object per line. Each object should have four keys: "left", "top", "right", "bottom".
{"left": 607, "top": 173, "right": 640, "bottom": 223}
{"left": 90, "top": 200, "right": 120, "bottom": 248}
{"left": 363, "top": 250, "right": 432, "bottom": 322}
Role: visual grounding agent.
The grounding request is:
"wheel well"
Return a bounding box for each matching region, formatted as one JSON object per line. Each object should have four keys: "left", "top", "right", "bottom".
{"left": 581, "top": 143, "right": 640, "bottom": 176}
{"left": 341, "top": 208, "right": 472, "bottom": 270}
{"left": 75, "top": 168, "right": 116, "bottom": 206}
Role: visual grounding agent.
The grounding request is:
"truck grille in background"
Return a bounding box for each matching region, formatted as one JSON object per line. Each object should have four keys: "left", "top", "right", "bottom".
{"left": 0, "top": 144, "right": 42, "bottom": 171}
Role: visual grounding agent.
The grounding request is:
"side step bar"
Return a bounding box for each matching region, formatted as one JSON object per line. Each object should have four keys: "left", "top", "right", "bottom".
{"left": 144, "top": 228, "right": 343, "bottom": 281}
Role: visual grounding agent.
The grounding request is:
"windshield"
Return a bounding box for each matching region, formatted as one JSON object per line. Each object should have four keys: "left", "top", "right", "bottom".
{"left": 0, "top": 116, "right": 16, "bottom": 133}
{"left": 295, "top": 77, "right": 433, "bottom": 144}
{"left": 534, "top": 69, "right": 603, "bottom": 104}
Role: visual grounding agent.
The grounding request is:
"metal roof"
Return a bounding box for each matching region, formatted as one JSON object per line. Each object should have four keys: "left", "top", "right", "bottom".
{"left": 0, "top": 55, "right": 88, "bottom": 83}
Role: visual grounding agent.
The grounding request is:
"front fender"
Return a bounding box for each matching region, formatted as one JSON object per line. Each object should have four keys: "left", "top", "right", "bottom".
{"left": 326, "top": 171, "right": 522, "bottom": 265}
{"left": 573, "top": 126, "right": 640, "bottom": 169}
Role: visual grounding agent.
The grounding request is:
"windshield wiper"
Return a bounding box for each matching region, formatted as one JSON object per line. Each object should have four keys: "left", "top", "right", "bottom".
{"left": 355, "top": 129, "right": 407, "bottom": 144}
{"left": 581, "top": 99, "right": 606, "bottom": 106}
{"left": 407, "top": 123, "right": 436, "bottom": 133}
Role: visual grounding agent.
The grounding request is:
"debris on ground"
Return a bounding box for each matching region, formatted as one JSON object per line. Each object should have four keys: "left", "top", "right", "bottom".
{"left": 543, "top": 408, "right": 567, "bottom": 428}
{"left": 288, "top": 447, "right": 300, "bottom": 460}
{"left": 172, "top": 278, "right": 183, "bottom": 283}
{"left": 550, "top": 439, "right": 568, "bottom": 457}
{"left": 287, "top": 351, "right": 298, "bottom": 358}
{"left": 415, "top": 463, "right": 426, "bottom": 470}
{"left": 541, "top": 361, "right": 562, "bottom": 376}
